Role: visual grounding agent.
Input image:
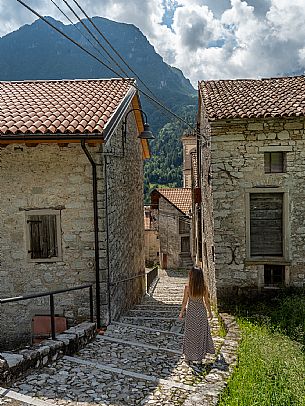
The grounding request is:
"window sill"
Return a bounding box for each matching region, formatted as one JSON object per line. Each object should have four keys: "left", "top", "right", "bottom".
{"left": 245, "top": 258, "right": 291, "bottom": 266}
{"left": 28, "top": 257, "right": 63, "bottom": 263}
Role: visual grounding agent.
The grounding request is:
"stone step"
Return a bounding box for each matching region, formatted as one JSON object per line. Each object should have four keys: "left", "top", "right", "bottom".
{"left": 105, "top": 322, "right": 184, "bottom": 351}
{"left": 126, "top": 309, "right": 180, "bottom": 318}
{"left": 135, "top": 304, "right": 181, "bottom": 310}
{"left": 72, "top": 338, "right": 206, "bottom": 386}
{"left": 119, "top": 317, "right": 185, "bottom": 333}
{"left": 11, "top": 356, "right": 193, "bottom": 406}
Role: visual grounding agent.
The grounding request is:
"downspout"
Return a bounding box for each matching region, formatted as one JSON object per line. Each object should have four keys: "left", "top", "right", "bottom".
{"left": 81, "top": 140, "right": 101, "bottom": 329}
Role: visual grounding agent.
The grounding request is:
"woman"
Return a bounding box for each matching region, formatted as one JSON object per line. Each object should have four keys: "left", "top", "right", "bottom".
{"left": 179, "top": 266, "right": 215, "bottom": 364}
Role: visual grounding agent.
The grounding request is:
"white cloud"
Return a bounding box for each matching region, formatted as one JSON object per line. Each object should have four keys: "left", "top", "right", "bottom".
{"left": 2, "top": 0, "right": 305, "bottom": 85}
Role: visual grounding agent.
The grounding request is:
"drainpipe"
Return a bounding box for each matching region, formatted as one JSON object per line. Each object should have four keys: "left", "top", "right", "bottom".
{"left": 104, "top": 156, "right": 112, "bottom": 324}
{"left": 81, "top": 140, "right": 101, "bottom": 329}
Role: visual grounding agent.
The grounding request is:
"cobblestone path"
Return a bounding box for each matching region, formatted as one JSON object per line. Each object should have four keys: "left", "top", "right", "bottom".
{"left": 1, "top": 269, "right": 224, "bottom": 406}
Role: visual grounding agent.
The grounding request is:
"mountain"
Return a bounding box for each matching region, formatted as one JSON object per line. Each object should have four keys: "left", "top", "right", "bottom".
{"left": 0, "top": 16, "right": 196, "bottom": 132}
{"left": 0, "top": 16, "right": 197, "bottom": 194}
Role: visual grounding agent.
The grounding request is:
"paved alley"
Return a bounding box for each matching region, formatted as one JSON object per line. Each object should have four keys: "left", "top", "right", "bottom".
{"left": 0, "top": 269, "right": 226, "bottom": 406}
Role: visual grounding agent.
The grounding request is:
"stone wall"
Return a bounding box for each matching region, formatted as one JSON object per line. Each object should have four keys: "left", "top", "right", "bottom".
{"left": 144, "top": 230, "right": 160, "bottom": 266}
{"left": 158, "top": 197, "right": 191, "bottom": 269}
{"left": 203, "top": 116, "right": 305, "bottom": 297}
{"left": 0, "top": 143, "right": 98, "bottom": 350}
{"left": 0, "top": 101, "right": 146, "bottom": 348}
{"left": 99, "top": 109, "right": 146, "bottom": 322}
{"left": 199, "top": 107, "right": 217, "bottom": 304}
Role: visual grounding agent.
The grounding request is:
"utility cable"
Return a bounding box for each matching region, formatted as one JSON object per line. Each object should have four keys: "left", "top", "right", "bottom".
{"left": 16, "top": 0, "right": 194, "bottom": 130}
{"left": 63, "top": 0, "right": 194, "bottom": 130}
{"left": 71, "top": 0, "right": 158, "bottom": 100}
{"left": 49, "top": 0, "right": 123, "bottom": 73}
{"left": 60, "top": 0, "right": 128, "bottom": 77}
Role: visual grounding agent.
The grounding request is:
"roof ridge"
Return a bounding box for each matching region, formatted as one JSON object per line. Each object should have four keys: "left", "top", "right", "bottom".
{"left": 0, "top": 78, "right": 135, "bottom": 85}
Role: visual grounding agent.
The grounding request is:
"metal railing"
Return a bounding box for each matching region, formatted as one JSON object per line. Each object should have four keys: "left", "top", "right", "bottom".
{"left": 146, "top": 266, "right": 158, "bottom": 293}
{"left": 109, "top": 273, "right": 146, "bottom": 287}
{"left": 0, "top": 284, "right": 94, "bottom": 340}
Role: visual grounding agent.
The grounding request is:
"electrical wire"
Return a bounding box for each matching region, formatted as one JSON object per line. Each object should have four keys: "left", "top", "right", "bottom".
{"left": 60, "top": 0, "right": 128, "bottom": 77}
{"left": 71, "top": 0, "right": 158, "bottom": 100}
{"left": 16, "top": 0, "right": 194, "bottom": 130}
{"left": 49, "top": 0, "right": 123, "bottom": 73}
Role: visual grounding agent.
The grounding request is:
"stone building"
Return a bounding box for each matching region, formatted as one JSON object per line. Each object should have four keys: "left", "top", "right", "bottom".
{"left": 0, "top": 78, "right": 150, "bottom": 350}
{"left": 181, "top": 132, "right": 197, "bottom": 188}
{"left": 197, "top": 76, "right": 305, "bottom": 302}
{"left": 151, "top": 188, "right": 192, "bottom": 269}
{"left": 144, "top": 206, "right": 159, "bottom": 267}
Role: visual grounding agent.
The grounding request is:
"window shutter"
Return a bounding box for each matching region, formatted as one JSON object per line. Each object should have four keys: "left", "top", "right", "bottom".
{"left": 28, "top": 214, "right": 58, "bottom": 259}
{"left": 250, "top": 193, "right": 283, "bottom": 256}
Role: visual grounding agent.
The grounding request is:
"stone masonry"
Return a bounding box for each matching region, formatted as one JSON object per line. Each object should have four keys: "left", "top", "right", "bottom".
{"left": 199, "top": 114, "right": 305, "bottom": 299}
{"left": 0, "top": 102, "right": 145, "bottom": 350}
{"left": 158, "top": 197, "right": 191, "bottom": 270}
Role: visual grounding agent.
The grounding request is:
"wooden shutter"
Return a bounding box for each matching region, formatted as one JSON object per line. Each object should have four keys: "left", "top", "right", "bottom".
{"left": 250, "top": 193, "right": 283, "bottom": 257}
{"left": 28, "top": 215, "right": 58, "bottom": 259}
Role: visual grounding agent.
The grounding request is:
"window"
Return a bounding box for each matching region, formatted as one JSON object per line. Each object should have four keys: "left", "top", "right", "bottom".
{"left": 179, "top": 218, "right": 190, "bottom": 234}
{"left": 264, "top": 265, "right": 285, "bottom": 287}
{"left": 181, "top": 236, "right": 190, "bottom": 253}
{"left": 250, "top": 193, "right": 283, "bottom": 257}
{"left": 264, "top": 152, "right": 285, "bottom": 173}
{"left": 26, "top": 210, "right": 62, "bottom": 261}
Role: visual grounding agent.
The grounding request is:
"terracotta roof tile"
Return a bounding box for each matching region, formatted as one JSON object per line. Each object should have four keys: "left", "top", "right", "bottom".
{"left": 156, "top": 188, "right": 192, "bottom": 215}
{"left": 200, "top": 76, "right": 305, "bottom": 121}
{"left": 0, "top": 78, "right": 135, "bottom": 136}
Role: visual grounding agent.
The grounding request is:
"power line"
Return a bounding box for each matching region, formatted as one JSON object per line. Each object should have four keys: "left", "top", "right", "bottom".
{"left": 16, "top": 0, "right": 194, "bottom": 130}
{"left": 71, "top": 0, "right": 157, "bottom": 100}
{"left": 49, "top": 0, "right": 123, "bottom": 73}
{"left": 60, "top": 0, "right": 128, "bottom": 77}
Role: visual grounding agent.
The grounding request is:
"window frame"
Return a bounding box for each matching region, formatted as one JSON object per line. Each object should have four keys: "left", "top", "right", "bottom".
{"left": 25, "top": 209, "right": 62, "bottom": 263}
{"left": 245, "top": 188, "right": 289, "bottom": 263}
{"left": 264, "top": 151, "right": 286, "bottom": 173}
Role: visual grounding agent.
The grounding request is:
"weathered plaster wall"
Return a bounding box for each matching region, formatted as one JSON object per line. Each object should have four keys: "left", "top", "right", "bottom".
{"left": 205, "top": 116, "right": 305, "bottom": 297}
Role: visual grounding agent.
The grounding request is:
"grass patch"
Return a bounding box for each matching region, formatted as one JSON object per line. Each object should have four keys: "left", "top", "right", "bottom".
{"left": 219, "top": 290, "right": 305, "bottom": 406}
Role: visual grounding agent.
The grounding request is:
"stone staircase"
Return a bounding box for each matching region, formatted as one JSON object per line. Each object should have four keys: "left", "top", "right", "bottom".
{"left": 1, "top": 269, "right": 226, "bottom": 406}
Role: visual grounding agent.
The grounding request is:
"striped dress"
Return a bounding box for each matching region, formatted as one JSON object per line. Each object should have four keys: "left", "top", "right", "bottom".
{"left": 183, "top": 295, "right": 215, "bottom": 362}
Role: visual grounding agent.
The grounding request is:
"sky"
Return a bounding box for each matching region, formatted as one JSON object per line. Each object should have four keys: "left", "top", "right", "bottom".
{"left": 0, "top": 0, "right": 305, "bottom": 85}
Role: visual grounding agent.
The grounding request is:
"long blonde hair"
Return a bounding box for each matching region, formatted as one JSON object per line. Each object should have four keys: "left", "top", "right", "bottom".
{"left": 189, "top": 266, "right": 205, "bottom": 298}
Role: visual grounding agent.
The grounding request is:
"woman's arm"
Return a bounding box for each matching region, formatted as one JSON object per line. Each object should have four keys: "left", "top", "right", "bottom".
{"left": 179, "top": 285, "right": 189, "bottom": 319}
{"left": 203, "top": 285, "right": 213, "bottom": 319}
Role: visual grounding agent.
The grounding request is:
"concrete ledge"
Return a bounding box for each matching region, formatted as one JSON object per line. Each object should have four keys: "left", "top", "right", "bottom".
{"left": 183, "top": 313, "right": 241, "bottom": 406}
{"left": 0, "top": 322, "right": 96, "bottom": 385}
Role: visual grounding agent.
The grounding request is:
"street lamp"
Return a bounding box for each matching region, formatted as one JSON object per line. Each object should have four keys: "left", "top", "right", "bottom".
{"left": 122, "top": 108, "right": 154, "bottom": 142}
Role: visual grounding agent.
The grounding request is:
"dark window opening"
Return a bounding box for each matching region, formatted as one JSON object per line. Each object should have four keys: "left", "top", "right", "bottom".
{"left": 28, "top": 214, "right": 58, "bottom": 259}
{"left": 179, "top": 218, "right": 190, "bottom": 234}
{"left": 264, "top": 265, "right": 285, "bottom": 286}
{"left": 264, "top": 152, "right": 285, "bottom": 173}
{"left": 250, "top": 193, "right": 283, "bottom": 257}
{"left": 181, "top": 236, "right": 190, "bottom": 253}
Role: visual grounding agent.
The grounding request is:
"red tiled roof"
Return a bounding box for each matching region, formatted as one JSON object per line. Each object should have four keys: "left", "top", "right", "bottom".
{"left": 200, "top": 76, "right": 305, "bottom": 121}
{"left": 0, "top": 79, "right": 135, "bottom": 135}
{"left": 156, "top": 188, "right": 192, "bottom": 215}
